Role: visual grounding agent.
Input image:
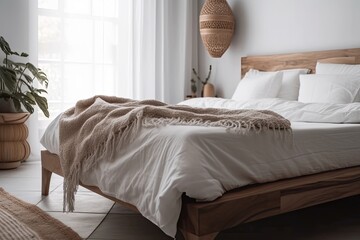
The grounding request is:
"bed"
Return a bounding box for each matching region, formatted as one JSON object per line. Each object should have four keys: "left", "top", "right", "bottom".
{"left": 41, "top": 48, "right": 360, "bottom": 240}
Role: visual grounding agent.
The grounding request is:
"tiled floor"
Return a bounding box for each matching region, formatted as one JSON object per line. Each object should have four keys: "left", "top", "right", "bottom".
{"left": 1, "top": 160, "right": 360, "bottom": 240}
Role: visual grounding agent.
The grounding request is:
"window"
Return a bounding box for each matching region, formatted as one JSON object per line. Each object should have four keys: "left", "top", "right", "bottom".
{"left": 38, "top": 0, "right": 131, "bottom": 124}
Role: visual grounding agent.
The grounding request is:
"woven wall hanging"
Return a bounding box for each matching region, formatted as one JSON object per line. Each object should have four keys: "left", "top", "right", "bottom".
{"left": 199, "top": 0, "right": 235, "bottom": 58}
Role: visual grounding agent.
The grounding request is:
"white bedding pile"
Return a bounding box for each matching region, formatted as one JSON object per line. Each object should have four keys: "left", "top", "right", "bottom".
{"left": 41, "top": 98, "right": 360, "bottom": 237}
{"left": 179, "top": 97, "right": 360, "bottom": 123}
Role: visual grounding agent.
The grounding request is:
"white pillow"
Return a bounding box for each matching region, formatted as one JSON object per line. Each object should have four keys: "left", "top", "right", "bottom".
{"left": 40, "top": 113, "right": 61, "bottom": 154}
{"left": 316, "top": 62, "right": 360, "bottom": 75}
{"left": 232, "top": 70, "right": 283, "bottom": 101}
{"left": 245, "top": 69, "right": 309, "bottom": 100}
{"left": 277, "top": 69, "right": 310, "bottom": 100}
{"left": 298, "top": 74, "right": 360, "bottom": 104}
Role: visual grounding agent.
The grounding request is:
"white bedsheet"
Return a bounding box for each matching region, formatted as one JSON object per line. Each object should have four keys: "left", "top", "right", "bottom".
{"left": 41, "top": 98, "right": 360, "bottom": 237}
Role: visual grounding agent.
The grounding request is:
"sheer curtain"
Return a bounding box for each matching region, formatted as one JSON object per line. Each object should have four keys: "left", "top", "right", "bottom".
{"left": 132, "top": 0, "right": 197, "bottom": 103}
{"left": 28, "top": 0, "right": 197, "bottom": 159}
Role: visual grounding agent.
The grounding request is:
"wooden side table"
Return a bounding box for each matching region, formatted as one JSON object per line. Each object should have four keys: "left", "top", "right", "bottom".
{"left": 0, "top": 113, "right": 31, "bottom": 169}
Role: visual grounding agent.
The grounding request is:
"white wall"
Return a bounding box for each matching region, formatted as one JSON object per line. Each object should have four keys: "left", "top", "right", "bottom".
{"left": 0, "top": 0, "right": 41, "bottom": 161}
{"left": 2, "top": 0, "right": 359, "bottom": 100}
{"left": 198, "top": 0, "right": 360, "bottom": 98}
{"left": 0, "top": 0, "right": 30, "bottom": 58}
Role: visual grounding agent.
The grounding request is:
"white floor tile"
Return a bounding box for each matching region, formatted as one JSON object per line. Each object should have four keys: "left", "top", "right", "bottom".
{"left": 0, "top": 176, "right": 62, "bottom": 192}
{"left": 47, "top": 211, "right": 106, "bottom": 239}
{"left": 38, "top": 190, "right": 114, "bottom": 213}
{"left": 9, "top": 191, "right": 45, "bottom": 205}
{"left": 0, "top": 161, "right": 42, "bottom": 178}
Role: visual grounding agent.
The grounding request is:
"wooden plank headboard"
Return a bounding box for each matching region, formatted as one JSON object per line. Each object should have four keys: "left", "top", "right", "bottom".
{"left": 241, "top": 48, "right": 360, "bottom": 77}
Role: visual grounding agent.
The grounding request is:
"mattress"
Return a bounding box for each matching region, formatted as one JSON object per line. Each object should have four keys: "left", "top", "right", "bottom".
{"left": 41, "top": 111, "right": 360, "bottom": 237}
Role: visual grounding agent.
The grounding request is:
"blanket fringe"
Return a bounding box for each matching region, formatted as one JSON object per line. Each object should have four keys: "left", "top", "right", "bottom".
{"left": 63, "top": 116, "right": 143, "bottom": 212}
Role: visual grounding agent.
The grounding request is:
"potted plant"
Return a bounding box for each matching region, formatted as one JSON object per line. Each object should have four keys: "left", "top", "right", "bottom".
{"left": 192, "top": 65, "right": 215, "bottom": 97}
{"left": 0, "top": 36, "right": 49, "bottom": 169}
{"left": 0, "top": 36, "right": 49, "bottom": 117}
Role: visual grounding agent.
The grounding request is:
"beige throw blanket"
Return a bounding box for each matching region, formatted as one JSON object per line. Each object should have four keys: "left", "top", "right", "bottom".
{"left": 59, "top": 95, "right": 291, "bottom": 212}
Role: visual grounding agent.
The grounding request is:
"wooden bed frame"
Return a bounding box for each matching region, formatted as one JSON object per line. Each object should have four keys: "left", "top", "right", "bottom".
{"left": 41, "top": 48, "right": 360, "bottom": 240}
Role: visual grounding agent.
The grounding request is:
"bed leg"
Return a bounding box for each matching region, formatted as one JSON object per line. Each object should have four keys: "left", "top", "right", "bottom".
{"left": 42, "top": 167, "right": 52, "bottom": 196}
{"left": 180, "top": 229, "right": 219, "bottom": 240}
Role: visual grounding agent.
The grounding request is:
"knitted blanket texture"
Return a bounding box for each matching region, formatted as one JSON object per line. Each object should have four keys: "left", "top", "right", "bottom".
{"left": 59, "top": 95, "right": 291, "bottom": 211}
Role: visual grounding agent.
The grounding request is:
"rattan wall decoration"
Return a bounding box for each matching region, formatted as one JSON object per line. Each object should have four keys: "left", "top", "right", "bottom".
{"left": 199, "top": 0, "right": 235, "bottom": 58}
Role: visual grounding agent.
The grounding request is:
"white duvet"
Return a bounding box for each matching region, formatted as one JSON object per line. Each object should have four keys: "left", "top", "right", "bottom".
{"left": 179, "top": 97, "right": 360, "bottom": 123}
{"left": 41, "top": 98, "right": 360, "bottom": 237}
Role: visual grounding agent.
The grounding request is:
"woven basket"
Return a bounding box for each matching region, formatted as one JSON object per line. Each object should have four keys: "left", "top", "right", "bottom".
{"left": 0, "top": 113, "right": 30, "bottom": 169}
{"left": 200, "top": 0, "right": 235, "bottom": 58}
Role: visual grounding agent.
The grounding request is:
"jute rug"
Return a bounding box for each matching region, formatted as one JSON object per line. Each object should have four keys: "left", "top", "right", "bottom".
{"left": 0, "top": 188, "right": 81, "bottom": 240}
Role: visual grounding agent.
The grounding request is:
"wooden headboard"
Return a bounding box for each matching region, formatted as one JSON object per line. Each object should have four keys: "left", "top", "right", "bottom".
{"left": 241, "top": 48, "right": 360, "bottom": 77}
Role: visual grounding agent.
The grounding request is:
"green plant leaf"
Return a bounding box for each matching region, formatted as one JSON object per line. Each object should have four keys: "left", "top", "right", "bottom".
{"left": 13, "top": 92, "right": 35, "bottom": 113}
{"left": 0, "top": 36, "right": 12, "bottom": 55}
{"left": 205, "top": 65, "right": 212, "bottom": 83}
{"left": 25, "top": 62, "right": 39, "bottom": 76}
{"left": 17, "top": 78, "right": 33, "bottom": 92}
{"left": 34, "top": 89, "right": 48, "bottom": 94}
{"left": 26, "top": 62, "right": 48, "bottom": 87}
{"left": 23, "top": 73, "right": 34, "bottom": 84}
{"left": 21, "top": 101, "right": 34, "bottom": 113}
{"left": 4, "top": 59, "right": 27, "bottom": 68}
{"left": 24, "top": 103, "right": 34, "bottom": 113}
{"left": 0, "top": 66, "right": 17, "bottom": 92}
{"left": 33, "top": 92, "right": 49, "bottom": 117}
{"left": 1, "top": 36, "right": 49, "bottom": 118}
{"left": 24, "top": 92, "right": 36, "bottom": 105}
{"left": 0, "top": 91, "right": 12, "bottom": 98}
{"left": 0, "top": 36, "right": 28, "bottom": 57}
{"left": 12, "top": 97, "right": 22, "bottom": 112}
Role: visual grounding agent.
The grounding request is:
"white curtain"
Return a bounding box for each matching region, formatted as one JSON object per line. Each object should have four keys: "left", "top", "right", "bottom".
{"left": 132, "top": 0, "right": 197, "bottom": 104}
{"left": 25, "top": 0, "right": 197, "bottom": 160}
{"left": 28, "top": 0, "right": 40, "bottom": 161}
